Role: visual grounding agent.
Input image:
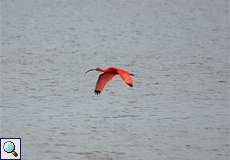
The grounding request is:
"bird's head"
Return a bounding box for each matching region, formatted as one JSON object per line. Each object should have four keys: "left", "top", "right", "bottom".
{"left": 95, "top": 67, "right": 104, "bottom": 72}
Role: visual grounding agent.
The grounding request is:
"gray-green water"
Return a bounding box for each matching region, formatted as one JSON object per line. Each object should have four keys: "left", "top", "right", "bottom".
{"left": 0, "top": 0, "right": 229, "bottom": 159}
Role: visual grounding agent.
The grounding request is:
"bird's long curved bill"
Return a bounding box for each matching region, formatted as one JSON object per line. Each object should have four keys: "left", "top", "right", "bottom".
{"left": 85, "top": 69, "right": 96, "bottom": 76}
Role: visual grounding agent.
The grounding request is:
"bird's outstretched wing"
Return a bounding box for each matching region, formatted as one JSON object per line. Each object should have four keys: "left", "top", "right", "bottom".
{"left": 117, "top": 70, "right": 133, "bottom": 87}
{"left": 95, "top": 72, "right": 115, "bottom": 94}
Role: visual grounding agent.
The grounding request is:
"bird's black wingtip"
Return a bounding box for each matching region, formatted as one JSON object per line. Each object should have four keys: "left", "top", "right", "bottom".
{"left": 94, "top": 90, "right": 101, "bottom": 95}
{"left": 128, "top": 84, "right": 133, "bottom": 87}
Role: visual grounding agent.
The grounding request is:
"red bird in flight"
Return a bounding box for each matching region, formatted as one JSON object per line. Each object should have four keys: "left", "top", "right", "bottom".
{"left": 85, "top": 67, "right": 134, "bottom": 95}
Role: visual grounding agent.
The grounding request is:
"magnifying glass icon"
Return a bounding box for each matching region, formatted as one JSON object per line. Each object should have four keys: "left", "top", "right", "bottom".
{"left": 3, "top": 141, "right": 18, "bottom": 157}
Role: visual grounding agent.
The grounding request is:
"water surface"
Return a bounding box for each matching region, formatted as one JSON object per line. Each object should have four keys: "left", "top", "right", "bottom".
{"left": 0, "top": 0, "right": 229, "bottom": 159}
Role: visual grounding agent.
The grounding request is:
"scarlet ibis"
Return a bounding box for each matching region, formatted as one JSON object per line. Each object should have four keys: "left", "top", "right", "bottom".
{"left": 85, "top": 67, "right": 134, "bottom": 95}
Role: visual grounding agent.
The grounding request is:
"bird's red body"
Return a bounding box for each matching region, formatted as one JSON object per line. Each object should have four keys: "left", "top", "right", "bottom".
{"left": 85, "top": 67, "right": 134, "bottom": 95}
